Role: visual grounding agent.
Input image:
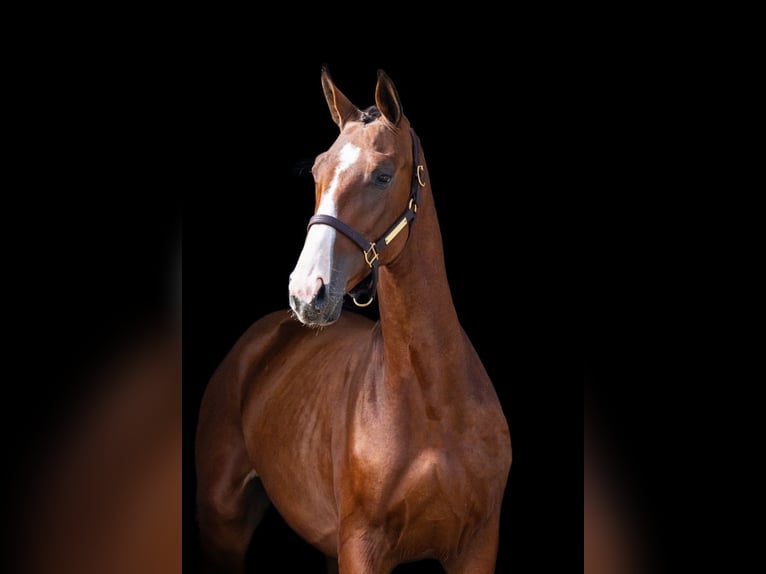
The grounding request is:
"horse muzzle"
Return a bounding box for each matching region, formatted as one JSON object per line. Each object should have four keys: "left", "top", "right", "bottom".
{"left": 288, "top": 278, "right": 343, "bottom": 327}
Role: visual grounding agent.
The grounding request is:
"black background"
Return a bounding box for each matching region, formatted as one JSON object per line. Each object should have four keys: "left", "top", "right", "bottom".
{"left": 5, "top": 30, "right": 696, "bottom": 572}
{"left": 185, "top": 44, "right": 698, "bottom": 570}
{"left": 184, "top": 57, "right": 587, "bottom": 573}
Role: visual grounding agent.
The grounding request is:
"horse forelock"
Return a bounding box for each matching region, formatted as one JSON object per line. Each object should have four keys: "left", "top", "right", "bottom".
{"left": 360, "top": 106, "right": 381, "bottom": 124}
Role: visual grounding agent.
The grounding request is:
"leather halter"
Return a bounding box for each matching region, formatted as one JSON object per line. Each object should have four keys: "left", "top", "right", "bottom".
{"left": 308, "top": 127, "right": 426, "bottom": 307}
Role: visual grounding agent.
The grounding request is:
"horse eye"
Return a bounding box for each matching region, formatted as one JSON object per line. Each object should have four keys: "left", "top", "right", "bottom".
{"left": 375, "top": 173, "right": 392, "bottom": 185}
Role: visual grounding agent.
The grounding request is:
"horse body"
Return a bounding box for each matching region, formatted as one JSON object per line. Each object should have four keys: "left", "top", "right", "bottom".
{"left": 196, "top": 68, "right": 511, "bottom": 573}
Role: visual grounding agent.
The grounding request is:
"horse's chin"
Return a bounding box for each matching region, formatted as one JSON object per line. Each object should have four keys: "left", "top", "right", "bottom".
{"left": 290, "top": 296, "right": 343, "bottom": 329}
{"left": 300, "top": 314, "right": 341, "bottom": 329}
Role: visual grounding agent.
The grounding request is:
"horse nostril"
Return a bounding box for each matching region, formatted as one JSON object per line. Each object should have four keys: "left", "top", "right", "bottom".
{"left": 315, "top": 281, "right": 326, "bottom": 304}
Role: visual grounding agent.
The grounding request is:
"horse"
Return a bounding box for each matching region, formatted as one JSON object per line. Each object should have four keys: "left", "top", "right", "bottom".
{"left": 195, "top": 67, "right": 512, "bottom": 573}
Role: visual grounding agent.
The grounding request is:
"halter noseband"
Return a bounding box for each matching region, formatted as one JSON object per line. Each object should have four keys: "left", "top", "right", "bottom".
{"left": 307, "top": 127, "right": 426, "bottom": 307}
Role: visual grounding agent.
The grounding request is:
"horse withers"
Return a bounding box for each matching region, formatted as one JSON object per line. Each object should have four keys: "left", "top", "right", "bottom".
{"left": 195, "top": 67, "right": 512, "bottom": 573}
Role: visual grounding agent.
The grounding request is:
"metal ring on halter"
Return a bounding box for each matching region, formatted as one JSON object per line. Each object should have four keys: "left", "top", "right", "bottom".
{"left": 416, "top": 165, "right": 426, "bottom": 187}
{"left": 352, "top": 294, "right": 375, "bottom": 307}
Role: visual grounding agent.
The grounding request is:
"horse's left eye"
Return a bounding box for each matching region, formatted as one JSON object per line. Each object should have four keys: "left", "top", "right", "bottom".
{"left": 375, "top": 173, "right": 392, "bottom": 185}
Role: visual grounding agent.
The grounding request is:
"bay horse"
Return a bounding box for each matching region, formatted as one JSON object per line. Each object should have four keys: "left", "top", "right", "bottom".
{"left": 195, "top": 67, "right": 512, "bottom": 573}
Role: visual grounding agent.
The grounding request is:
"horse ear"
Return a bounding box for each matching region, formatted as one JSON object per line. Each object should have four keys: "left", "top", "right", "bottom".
{"left": 375, "top": 69, "right": 403, "bottom": 126}
{"left": 321, "top": 65, "right": 360, "bottom": 129}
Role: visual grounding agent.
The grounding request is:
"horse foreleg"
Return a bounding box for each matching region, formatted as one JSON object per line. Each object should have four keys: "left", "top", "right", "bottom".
{"left": 337, "top": 530, "right": 387, "bottom": 574}
{"left": 197, "top": 474, "right": 269, "bottom": 573}
{"left": 196, "top": 376, "right": 270, "bottom": 573}
{"left": 443, "top": 518, "right": 501, "bottom": 574}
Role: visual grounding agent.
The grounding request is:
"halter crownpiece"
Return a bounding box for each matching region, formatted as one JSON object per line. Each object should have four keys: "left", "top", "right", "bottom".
{"left": 307, "top": 127, "right": 426, "bottom": 307}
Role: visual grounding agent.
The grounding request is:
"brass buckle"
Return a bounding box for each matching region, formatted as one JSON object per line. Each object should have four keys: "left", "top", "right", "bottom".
{"left": 364, "top": 243, "right": 378, "bottom": 267}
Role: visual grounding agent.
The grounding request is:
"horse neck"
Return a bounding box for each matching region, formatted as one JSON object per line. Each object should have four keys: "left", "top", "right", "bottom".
{"left": 376, "top": 176, "right": 466, "bottom": 390}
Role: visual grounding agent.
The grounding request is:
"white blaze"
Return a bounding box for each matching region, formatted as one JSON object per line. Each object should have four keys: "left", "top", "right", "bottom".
{"left": 290, "top": 143, "right": 360, "bottom": 299}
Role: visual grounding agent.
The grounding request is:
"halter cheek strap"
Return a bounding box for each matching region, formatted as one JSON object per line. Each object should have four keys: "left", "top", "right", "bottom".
{"left": 307, "top": 127, "right": 426, "bottom": 307}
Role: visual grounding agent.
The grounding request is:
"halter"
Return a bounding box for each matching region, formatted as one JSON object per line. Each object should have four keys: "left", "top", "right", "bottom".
{"left": 307, "top": 127, "right": 426, "bottom": 307}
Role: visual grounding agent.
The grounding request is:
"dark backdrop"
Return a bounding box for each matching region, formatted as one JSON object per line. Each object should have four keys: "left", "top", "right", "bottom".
{"left": 2, "top": 21, "right": 701, "bottom": 574}
{"left": 4, "top": 49, "right": 664, "bottom": 572}
{"left": 184, "top": 58, "right": 587, "bottom": 573}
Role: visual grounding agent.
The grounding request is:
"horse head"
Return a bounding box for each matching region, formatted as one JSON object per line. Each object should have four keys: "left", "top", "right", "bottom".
{"left": 289, "top": 67, "right": 420, "bottom": 327}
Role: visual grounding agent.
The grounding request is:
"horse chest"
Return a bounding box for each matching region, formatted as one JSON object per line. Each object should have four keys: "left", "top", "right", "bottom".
{"left": 344, "top": 430, "right": 488, "bottom": 560}
{"left": 347, "top": 422, "right": 480, "bottom": 521}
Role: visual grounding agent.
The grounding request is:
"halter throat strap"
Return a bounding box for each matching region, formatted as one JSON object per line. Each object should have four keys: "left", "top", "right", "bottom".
{"left": 307, "top": 127, "right": 426, "bottom": 307}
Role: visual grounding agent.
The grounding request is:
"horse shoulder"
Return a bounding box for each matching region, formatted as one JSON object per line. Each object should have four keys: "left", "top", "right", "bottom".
{"left": 230, "top": 311, "right": 377, "bottom": 458}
